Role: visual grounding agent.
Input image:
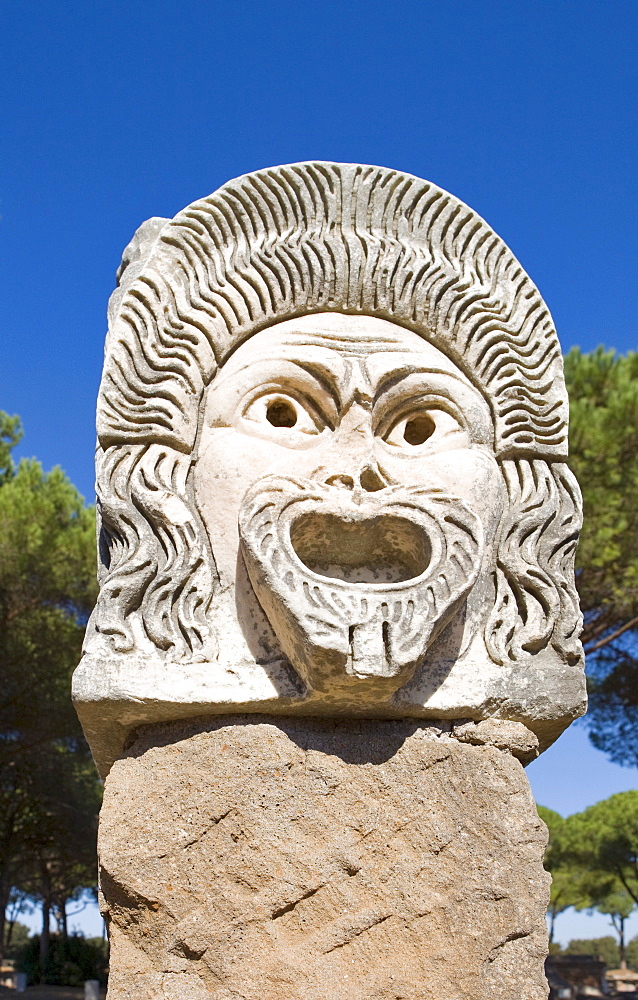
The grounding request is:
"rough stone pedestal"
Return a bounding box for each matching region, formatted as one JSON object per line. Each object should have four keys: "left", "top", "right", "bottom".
{"left": 99, "top": 717, "right": 550, "bottom": 1000}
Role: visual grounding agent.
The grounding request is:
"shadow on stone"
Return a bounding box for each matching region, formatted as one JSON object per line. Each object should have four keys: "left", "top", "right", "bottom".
{"left": 126, "top": 714, "right": 443, "bottom": 765}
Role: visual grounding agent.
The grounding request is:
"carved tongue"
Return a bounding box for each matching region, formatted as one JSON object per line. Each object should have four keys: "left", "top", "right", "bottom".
{"left": 346, "top": 619, "right": 394, "bottom": 678}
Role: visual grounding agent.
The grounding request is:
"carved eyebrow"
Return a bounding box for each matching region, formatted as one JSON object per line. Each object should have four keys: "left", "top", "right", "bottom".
{"left": 292, "top": 360, "right": 343, "bottom": 409}
{"left": 228, "top": 356, "right": 342, "bottom": 409}
{"left": 371, "top": 364, "right": 472, "bottom": 403}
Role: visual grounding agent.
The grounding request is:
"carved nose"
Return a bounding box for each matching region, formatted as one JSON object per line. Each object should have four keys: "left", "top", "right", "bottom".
{"left": 358, "top": 465, "right": 387, "bottom": 492}
{"left": 325, "top": 463, "right": 387, "bottom": 493}
{"left": 325, "top": 474, "right": 356, "bottom": 490}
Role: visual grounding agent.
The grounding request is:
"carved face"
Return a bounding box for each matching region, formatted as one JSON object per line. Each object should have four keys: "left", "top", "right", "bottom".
{"left": 195, "top": 313, "right": 504, "bottom": 700}
{"left": 78, "top": 165, "right": 586, "bottom": 778}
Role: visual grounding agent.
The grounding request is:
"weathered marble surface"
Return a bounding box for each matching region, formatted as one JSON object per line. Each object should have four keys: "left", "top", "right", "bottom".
{"left": 73, "top": 164, "right": 585, "bottom": 777}
{"left": 99, "top": 717, "right": 550, "bottom": 1000}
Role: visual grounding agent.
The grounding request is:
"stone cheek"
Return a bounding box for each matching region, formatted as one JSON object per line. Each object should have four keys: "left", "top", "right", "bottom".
{"left": 99, "top": 718, "right": 550, "bottom": 1000}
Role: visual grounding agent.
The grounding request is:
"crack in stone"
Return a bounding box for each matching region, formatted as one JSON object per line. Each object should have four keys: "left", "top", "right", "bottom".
{"left": 486, "top": 929, "right": 530, "bottom": 963}
{"left": 182, "top": 809, "right": 233, "bottom": 849}
{"left": 322, "top": 913, "right": 392, "bottom": 954}
{"left": 271, "top": 884, "right": 325, "bottom": 920}
{"left": 170, "top": 939, "right": 208, "bottom": 961}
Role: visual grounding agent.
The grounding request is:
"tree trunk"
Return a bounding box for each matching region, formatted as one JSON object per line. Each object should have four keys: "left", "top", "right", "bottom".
{"left": 0, "top": 878, "right": 8, "bottom": 966}
{"left": 39, "top": 894, "right": 51, "bottom": 981}
{"left": 619, "top": 914, "right": 627, "bottom": 969}
{"left": 611, "top": 912, "right": 627, "bottom": 969}
{"left": 0, "top": 797, "right": 22, "bottom": 967}
{"left": 60, "top": 898, "right": 68, "bottom": 943}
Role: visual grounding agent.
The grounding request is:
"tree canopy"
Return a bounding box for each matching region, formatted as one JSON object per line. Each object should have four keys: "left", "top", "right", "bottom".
{"left": 557, "top": 936, "right": 638, "bottom": 970}
{"left": 538, "top": 806, "right": 588, "bottom": 944}
{"left": 0, "top": 411, "right": 100, "bottom": 971}
{"left": 0, "top": 413, "right": 22, "bottom": 484}
{"left": 540, "top": 792, "right": 638, "bottom": 964}
{"left": 565, "top": 347, "right": 638, "bottom": 766}
{"left": 569, "top": 792, "right": 638, "bottom": 907}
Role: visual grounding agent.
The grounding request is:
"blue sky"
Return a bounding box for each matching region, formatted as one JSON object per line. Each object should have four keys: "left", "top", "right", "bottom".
{"left": 2, "top": 0, "right": 637, "bottom": 498}
{"left": 1, "top": 0, "right": 637, "bottom": 945}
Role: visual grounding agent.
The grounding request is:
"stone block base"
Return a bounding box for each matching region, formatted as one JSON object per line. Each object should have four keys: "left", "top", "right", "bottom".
{"left": 98, "top": 717, "right": 550, "bottom": 1000}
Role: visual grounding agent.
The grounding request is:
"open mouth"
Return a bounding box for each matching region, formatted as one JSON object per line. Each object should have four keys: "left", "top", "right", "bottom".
{"left": 289, "top": 512, "right": 431, "bottom": 585}
{"left": 239, "top": 475, "right": 483, "bottom": 692}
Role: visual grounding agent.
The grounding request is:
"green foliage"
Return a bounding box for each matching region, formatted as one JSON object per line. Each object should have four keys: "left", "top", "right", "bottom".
{"left": 13, "top": 745, "right": 102, "bottom": 932}
{"left": 540, "top": 793, "right": 638, "bottom": 962}
{"left": 0, "top": 410, "right": 100, "bottom": 970}
{"left": 570, "top": 792, "right": 638, "bottom": 905}
{"left": 17, "top": 933, "right": 108, "bottom": 986}
{"left": 3, "top": 921, "right": 30, "bottom": 961}
{"left": 538, "top": 806, "right": 588, "bottom": 942}
{"left": 0, "top": 457, "right": 98, "bottom": 749}
{"left": 552, "top": 935, "right": 638, "bottom": 969}
{"left": 565, "top": 347, "right": 638, "bottom": 765}
{"left": 566, "top": 347, "right": 638, "bottom": 638}
{"left": 584, "top": 886, "right": 636, "bottom": 921}
{"left": 562, "top": 936, "right": 620, "bottom": 967}
{"left": 628, "top": 936, "right": 638, "bottom": 970}
{"left": 0, "top": 412, "right": 22, "bottom": 484}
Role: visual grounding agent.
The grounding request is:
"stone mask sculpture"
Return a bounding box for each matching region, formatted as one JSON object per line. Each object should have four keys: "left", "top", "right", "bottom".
{"left": 74, "top": 162, "right": 586, "bottom": 776}
{"left": 202, "top": 314, "right": 488, "bottom": 700}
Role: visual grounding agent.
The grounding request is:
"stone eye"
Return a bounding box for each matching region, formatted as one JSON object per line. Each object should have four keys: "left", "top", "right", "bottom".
{"left": 403, "top": 414, "right": 435, "bottom": 446}
{"left": 384, "top": 411, "right": 437, "bottom": 448}
{"left": 266, "top": 399, "right": 297, "bottom": 428}
{"left": 243, "top": 392, "right": 326, "bottom": 438}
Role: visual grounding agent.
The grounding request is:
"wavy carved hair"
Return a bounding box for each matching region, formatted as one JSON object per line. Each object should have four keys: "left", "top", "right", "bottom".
{"left": 85, "top": 162, "right": 583, "bottom": 670}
